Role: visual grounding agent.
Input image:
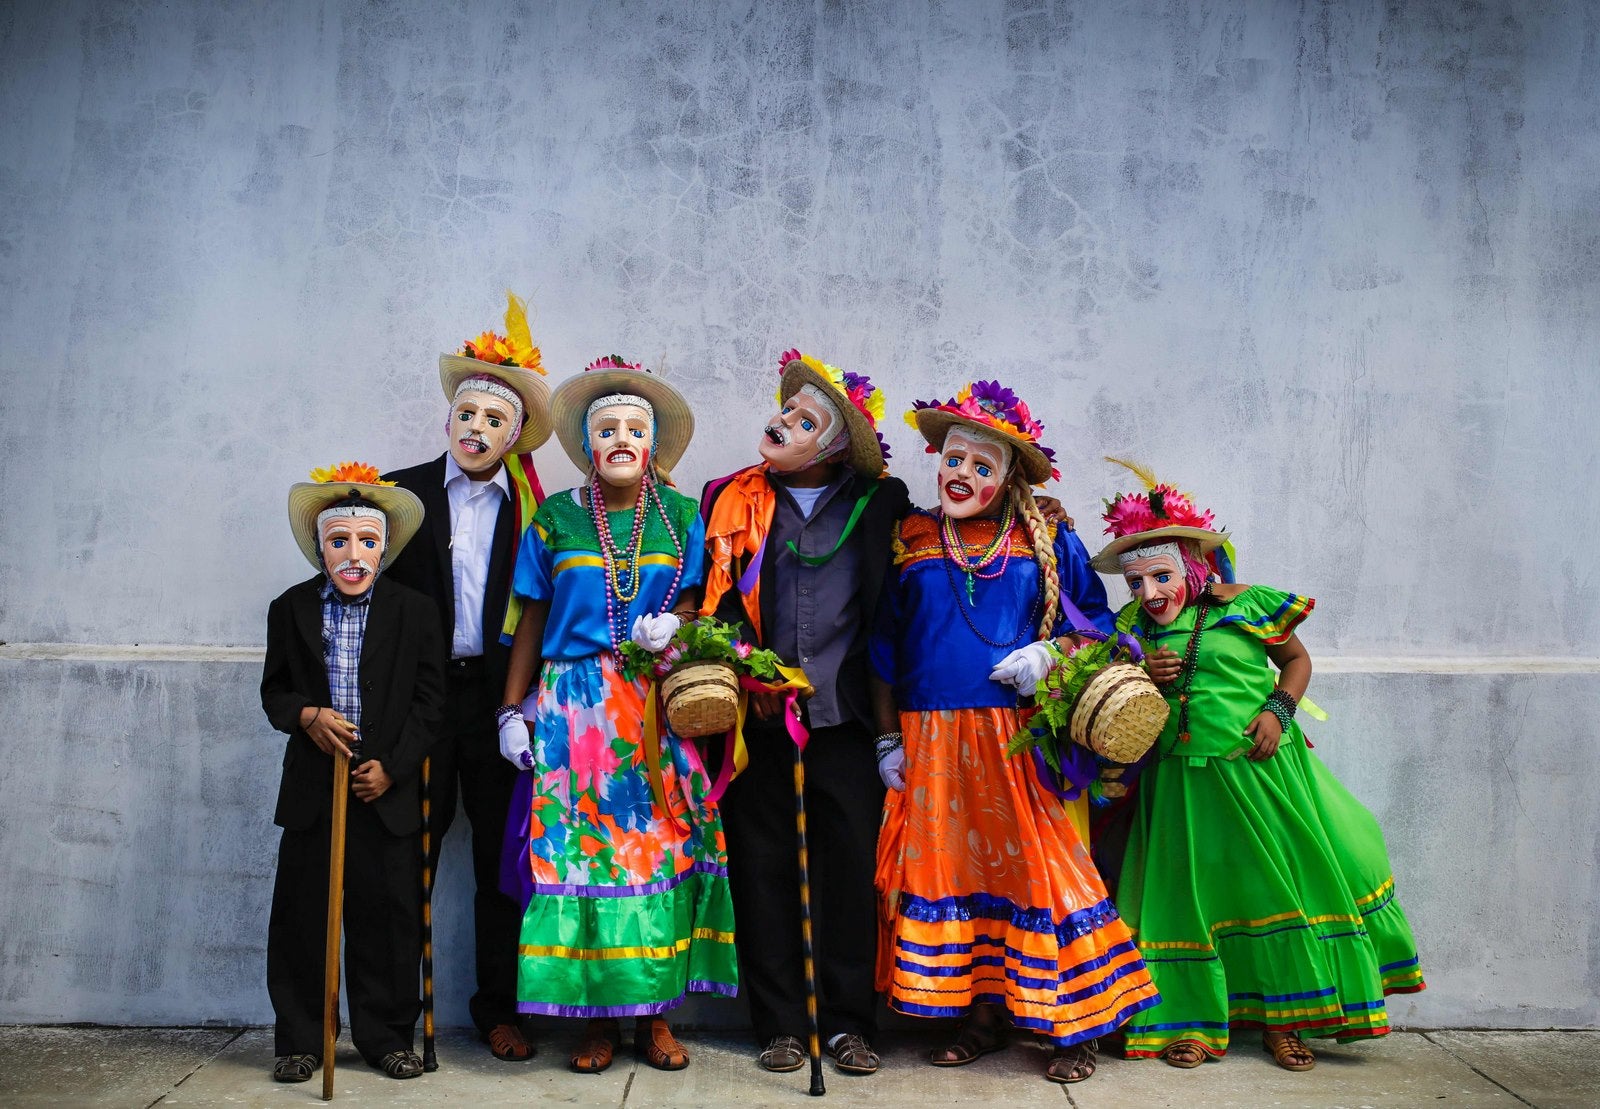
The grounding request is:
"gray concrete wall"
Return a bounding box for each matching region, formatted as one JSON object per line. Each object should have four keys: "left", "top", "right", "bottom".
{"left": 1, "top": 0, "right": 1595, "bottom": 1028}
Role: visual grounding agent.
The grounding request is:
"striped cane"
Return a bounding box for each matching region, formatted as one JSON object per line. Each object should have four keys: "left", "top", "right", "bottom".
{"left": 793, "top": 742, "right": 826, "bottom": 1096}
{"left": 420, "top": 755, "right": 437, "bottom": 1072}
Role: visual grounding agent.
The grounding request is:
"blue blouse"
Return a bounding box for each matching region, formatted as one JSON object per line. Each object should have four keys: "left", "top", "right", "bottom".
{"left": 870, "top": 510, "right": 1113, "bottom": 711}
{"left": 512, "top": 485, "right": 706, "bottom": 660}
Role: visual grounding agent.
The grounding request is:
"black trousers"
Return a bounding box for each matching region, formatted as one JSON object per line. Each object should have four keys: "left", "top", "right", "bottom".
{"left": 267, "top": 801, "right": 421, "bottom": 1063}
{"left": 429, "top": 658, "right": 523, "bottom": 1033}
{"left": 720, "top": 717, "right": 885, "bottom": 1043}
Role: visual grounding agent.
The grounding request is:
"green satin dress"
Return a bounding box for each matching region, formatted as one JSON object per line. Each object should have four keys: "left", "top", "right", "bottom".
{"left": 1115, "top": 586, "right": 1423, "bottom": 1059}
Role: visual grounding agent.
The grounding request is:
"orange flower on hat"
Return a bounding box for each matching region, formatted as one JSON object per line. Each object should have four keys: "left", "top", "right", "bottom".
{"left": 308, "top": 461, "right": 395, "bottom": 486}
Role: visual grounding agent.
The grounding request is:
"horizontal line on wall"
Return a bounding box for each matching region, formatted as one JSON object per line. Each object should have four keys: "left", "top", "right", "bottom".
{"left": 2, "top": 643, "right": 1599, "bottom": 675}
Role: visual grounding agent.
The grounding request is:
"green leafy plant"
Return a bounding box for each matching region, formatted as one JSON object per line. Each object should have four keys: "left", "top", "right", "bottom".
{"left": 618, "top": 616, "right": 785, "bottom": 683}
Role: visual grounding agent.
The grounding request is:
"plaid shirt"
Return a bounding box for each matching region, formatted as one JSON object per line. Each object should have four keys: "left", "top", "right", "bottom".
{"left": 320, "top": 579, "right": 371, "bottom": 742}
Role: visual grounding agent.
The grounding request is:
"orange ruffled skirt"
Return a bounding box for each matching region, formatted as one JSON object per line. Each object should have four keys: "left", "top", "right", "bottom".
{"left": 875, "top": 707, "right": 1160, "bottom": 1045}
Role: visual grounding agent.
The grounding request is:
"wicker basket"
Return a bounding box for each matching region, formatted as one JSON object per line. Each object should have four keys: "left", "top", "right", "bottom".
{"left": 660, "top": 659, "right": 740, "bottom": 738}
{"left": 1068, "top": 661, "right": 1170, "bottom": 764}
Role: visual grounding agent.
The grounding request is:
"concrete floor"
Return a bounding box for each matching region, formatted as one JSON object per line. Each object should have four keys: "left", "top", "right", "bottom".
{"left": 0, "top": 1026, "right": 1595, "bottom": 1108}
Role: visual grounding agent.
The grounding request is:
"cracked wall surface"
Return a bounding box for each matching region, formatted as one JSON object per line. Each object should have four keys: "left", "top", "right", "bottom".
{"left": 1, "top": 0, "right": 1596, "bottom": 1026}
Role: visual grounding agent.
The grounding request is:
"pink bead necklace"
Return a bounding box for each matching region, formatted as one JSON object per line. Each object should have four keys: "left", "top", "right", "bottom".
{"left": 588, "top": 471, "right": 687, "bottom": 651}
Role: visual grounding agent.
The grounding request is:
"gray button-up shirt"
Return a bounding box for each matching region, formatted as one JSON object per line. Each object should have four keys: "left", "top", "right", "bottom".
{"left": 767, "top": 472, "right": 864, "bottom": 729}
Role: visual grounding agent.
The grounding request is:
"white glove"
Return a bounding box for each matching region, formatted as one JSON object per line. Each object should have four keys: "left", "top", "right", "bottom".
{"left": 875, "top": 734, "right": 906, "bottom": 792}
{"left": 989, "top": 641, "right": 1056, "bottom": 697}
{"left": 630, "top": 612, "right": 683, "bottom": 653}
{"left": 497, "top": 708, "right": 534, "bottom": 770}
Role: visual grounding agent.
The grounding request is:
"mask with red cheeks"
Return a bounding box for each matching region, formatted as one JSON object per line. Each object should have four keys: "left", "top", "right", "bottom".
{"left": 1120, "top": 544, "right": 1187, "bottom": 625}
{"left": 937, "top": 428, "right": 1013, "bottom": 519}
{"left": 588, "top": 402, "right": 653, "bottom": 487}
{"left": 318, "top": 511, "right": 387, "bottom": 597}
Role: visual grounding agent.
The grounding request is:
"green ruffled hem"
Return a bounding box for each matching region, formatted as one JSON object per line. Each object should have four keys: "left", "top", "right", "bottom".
{"left": 516, "top": 869, "right": 738, "bottom": 1014}
{"left": 1124, "top": 895, "right": 1423, "bottom": 1056}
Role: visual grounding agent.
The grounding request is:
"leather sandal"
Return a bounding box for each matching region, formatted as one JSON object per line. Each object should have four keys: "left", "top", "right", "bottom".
{"left": 485, "top": 1022, "right": 535, "bottom": 1061}
{"left": 929, "top": 1009, "right": 1008, "bottom": 1066}
{"left": 759, "top": 1034, "right": 806, "bottom": 1073}
{"left": 1045, "top": 1040, "right": 1096, "bottom": 1084}
{"left": 1263, "top": 1030, "right": 1315, "bottom": 1071}
{"left": 636, "top": 1016, "right": 690, "bottom": 1070}
{"left": 1162, "top": 1039, "right": 1207, "bottom": 1069}
{"left": 827, "top": 1034, "right": 880, "bottom": 1075}
{"left": 377, "top": 1050, "right": 424, "bottom": 1079}
{"left": 570, "top": 1019, "right": 620, "bottom": 1073}
{"left": 272, "top": 1053, "right": 319, "bottom": 1083}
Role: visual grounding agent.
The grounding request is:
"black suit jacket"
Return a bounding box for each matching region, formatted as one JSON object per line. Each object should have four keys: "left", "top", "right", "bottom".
{"left": 260, "top": 575, "right": 445, "bottom": 835}
{"left": 700, "top": 466, "right": 911, "bottom": 728}
{"left": 383, "top": 454, "right": 518, "bottom": 697}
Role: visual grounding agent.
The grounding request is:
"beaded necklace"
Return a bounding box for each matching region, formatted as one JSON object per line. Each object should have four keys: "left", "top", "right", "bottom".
{"left": 939, "top": 510, "right": 1035, "bottom": 649}
{"left": 937, "top": 499, "right": 1016, "bottom": 605}
{"left": 1153, "top": 590, "right": 1212, "bottom": 756}
{"left": 586, "top": 472, "right": 687, "bottom": 651}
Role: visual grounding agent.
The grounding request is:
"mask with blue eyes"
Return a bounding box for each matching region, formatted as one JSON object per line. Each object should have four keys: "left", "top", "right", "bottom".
{"left": 316, "top": 506, "right": 388, "bottom": 598}
{"left": 937, "top": 426, "right": 1013, "bottom": 520}
{"left": 585, "top": 397, "right": 656, "bottom": 487}
{"left": 759, "top": 384, "right": 845, "bottom": 473}
{"left": 1119, "top": 543, "right": 1188, "bottom": 625}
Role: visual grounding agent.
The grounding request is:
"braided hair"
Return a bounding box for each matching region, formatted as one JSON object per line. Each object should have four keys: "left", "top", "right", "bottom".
{"left": 1009, "top": 473, "right": 1061, "bottom": 640}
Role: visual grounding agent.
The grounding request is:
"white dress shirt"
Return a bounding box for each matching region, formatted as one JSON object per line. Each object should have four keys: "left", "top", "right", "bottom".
{"left": 443, "top": 455, "right": 510, "bottom": 659}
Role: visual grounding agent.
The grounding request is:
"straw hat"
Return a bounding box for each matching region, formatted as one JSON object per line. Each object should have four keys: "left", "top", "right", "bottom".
{"left": 906, "top": 380, "right": 1059, "bottom": 486}
{"left": 1088, "top": 457, "right": 1232, "bottom": 575}
{"left": 550, "top": 356, "right": 694, "bottom": 477}
{"left": 286, "top": 462, "right": 425, "bottom": 572}
{"left": 437, "top": 291, "right": 552, "bottom": 453}
{"left": 776, "top": 349, "right": 891, "bottom": 478}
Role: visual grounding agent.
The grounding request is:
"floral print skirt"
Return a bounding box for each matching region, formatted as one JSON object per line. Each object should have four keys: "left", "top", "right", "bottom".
{"left": 506, "top": 651, "right": 737, "bottom": 1017}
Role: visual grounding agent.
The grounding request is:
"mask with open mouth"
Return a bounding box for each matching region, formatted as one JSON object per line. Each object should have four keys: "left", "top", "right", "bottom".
{"left": 587, "top": 400, "right": 654, "bottom": 487}
{"left": 1120, "top": 543, "right": 1188, "bottom": 625}
{"left": 758, "top": 384, "right": 844, "bottom": 473}
{"left": 318, "top": 509, "right": 387, "bottom": 598}
{"left": 447, "top": 384, "right": 521, "bottom": 475}
{"left": 936, "top": 427, "right": 1013, "bottom": 519}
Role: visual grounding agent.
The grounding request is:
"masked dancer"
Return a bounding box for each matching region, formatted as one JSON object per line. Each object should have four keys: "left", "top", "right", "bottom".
{"left": 700, "top": 350, "right": 907, "bottom": 1076}
{"left": 1091, "top": 463, "right": 1423, "bottom": 1071}
{"left": 383, "top": 293, "right": 550, "bottom": 1061}
{"left": 870, "top": 383, "right": 1160, "bottom": 1084}
{"left": 497, "top": 357, "right": 734, "bottom": 1073}
{"left": 261, "top": 463, "right": 443, "bottom": 1082}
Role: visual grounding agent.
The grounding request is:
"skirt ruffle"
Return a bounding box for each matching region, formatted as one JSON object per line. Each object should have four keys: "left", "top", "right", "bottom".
{"left": 1117, "top": 735, "right": 1424, "bottom": 1058}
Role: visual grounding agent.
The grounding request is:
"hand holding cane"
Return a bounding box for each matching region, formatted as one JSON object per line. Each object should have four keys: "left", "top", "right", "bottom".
{"left": 322, "top": 738, "right": 355, "bottom": 1101}
{"left": 420, "top": 755, "right": 438, "bottom": 1072}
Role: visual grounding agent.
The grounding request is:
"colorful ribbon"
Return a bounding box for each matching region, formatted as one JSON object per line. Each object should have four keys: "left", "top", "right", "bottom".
{"left": 640, "top": 662, "right": 814, "bottom": 834}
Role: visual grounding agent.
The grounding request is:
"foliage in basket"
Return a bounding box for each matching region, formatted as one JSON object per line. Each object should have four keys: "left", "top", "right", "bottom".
{"left": 619, "top": 616, "right": 786, "bottom": 683}
{"left": 1006, "top": 637, "right": 1114, "bottom": 773}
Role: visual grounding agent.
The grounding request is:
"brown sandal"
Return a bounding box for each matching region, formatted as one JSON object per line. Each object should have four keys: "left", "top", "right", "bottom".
{"left": 570, "top": 1019, "right": 620, "bottom": 1073}
{"left": 636, "top": 1016, "right": 690, "bottom": 1071}
{"left": 1162, "top": 1039, "right": 1207, "bottom": 1068}
{"left": 1263, "top": 1030, "right": 1315, "bottom": 1072}
{"left": 486, "top": 1022, "right": 535, "bottom": 1061}
{"left": 1045, "top": 1040, "right": 1096, "bottom": 1083}
{"left": 929, "top": 1008, "right": 1008, "bottom": 1066}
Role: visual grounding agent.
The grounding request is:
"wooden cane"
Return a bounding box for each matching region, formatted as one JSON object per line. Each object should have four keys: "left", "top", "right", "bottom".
{"left": 420, "top": 755, "right": 437, "bottom": 1071}
{"left": 322, "top": 747, "right": 351, "bottom": 1101}
{"left": 793, "top": 742, "right": 826, "bottom": 1097}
